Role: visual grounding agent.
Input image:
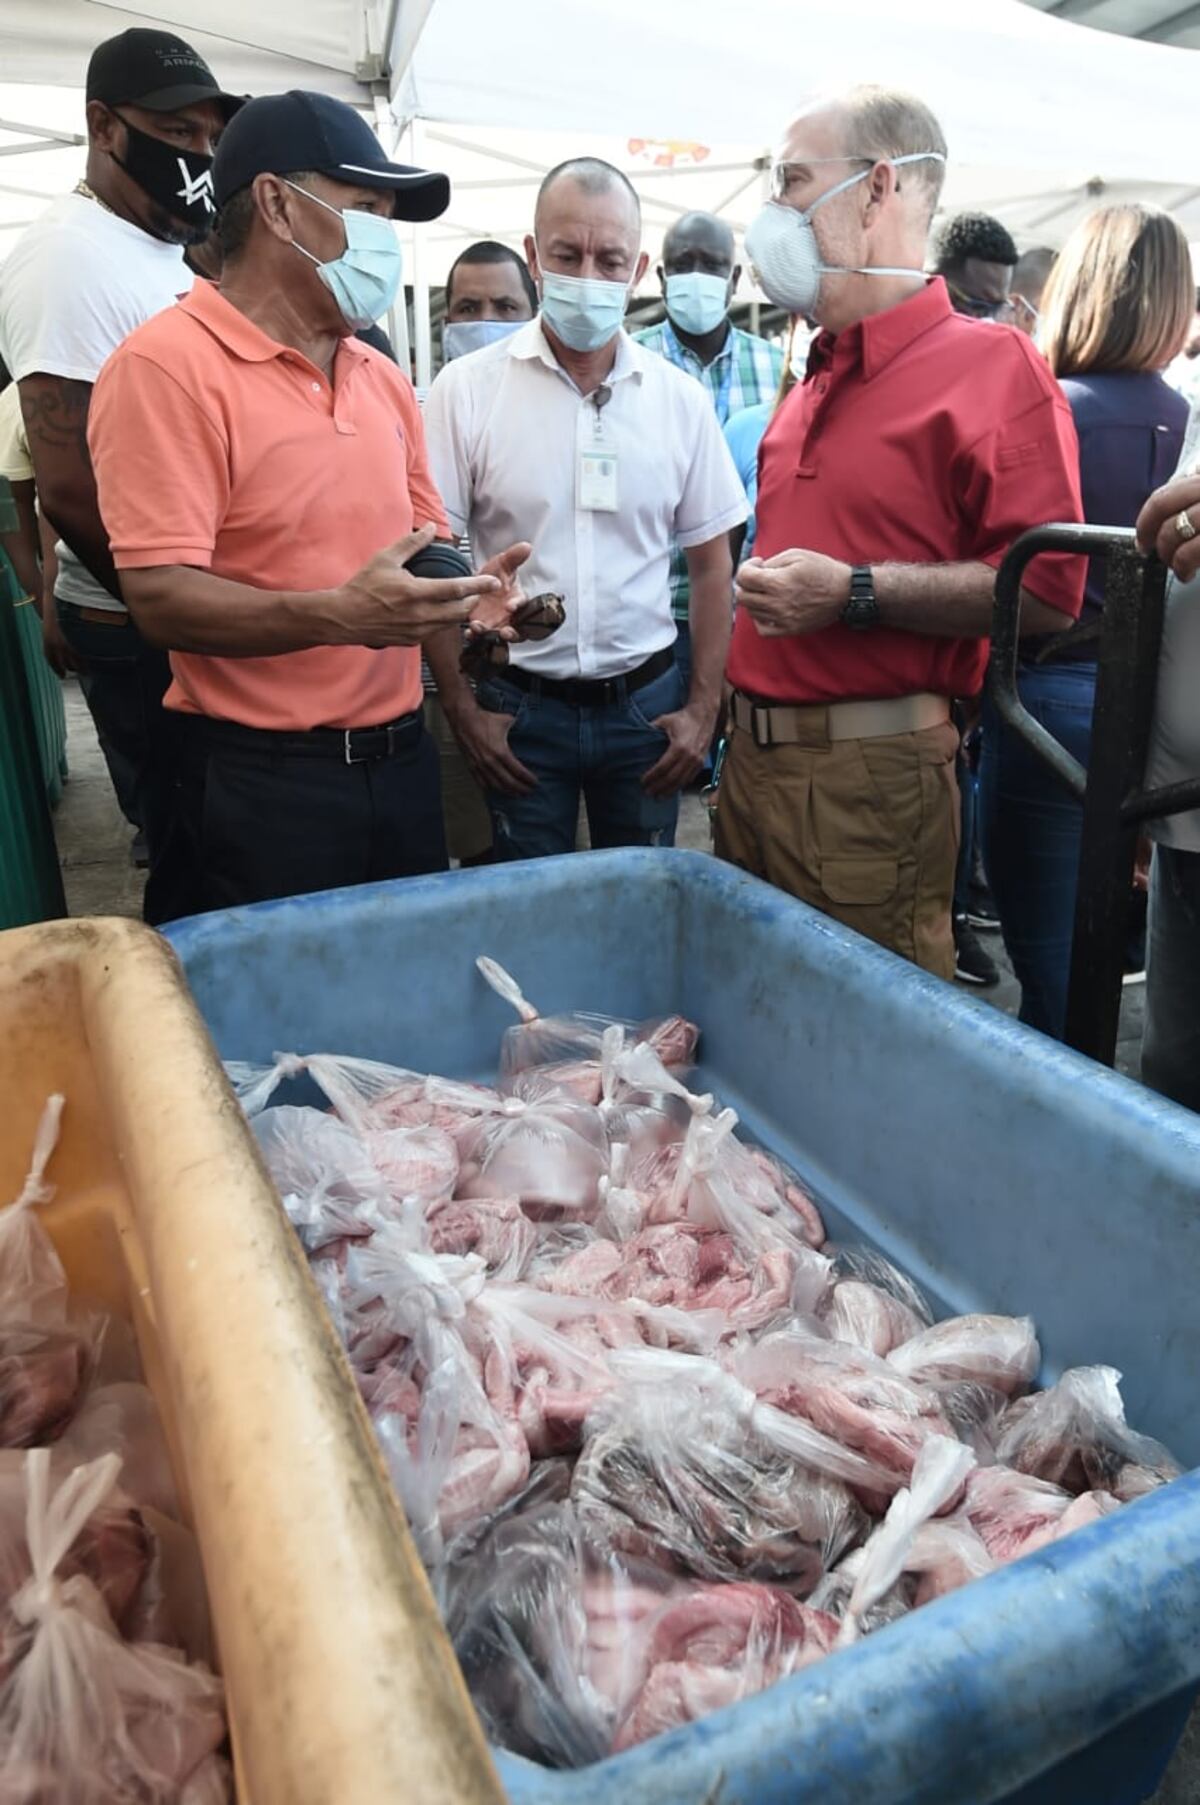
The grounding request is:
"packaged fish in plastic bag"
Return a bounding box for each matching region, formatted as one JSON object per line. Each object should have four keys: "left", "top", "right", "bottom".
{"left": 817, "top": 1247, "right": 932, "bottom": 1358}
{"left": 612, "top": 1578, "right": 839, "bottom": 1753}
{"left": 306, "top": 1052, "right": 503, "bottom": 1139}
{"left": 887, "top": 1312, "right": 1040, "bottom": 1398}
{"left": 598, "top": 1028, "right": 712, "bottom": 1164}
{"left": 545, "top": 1215, "right": 797, "bottom": 1341}
{"left": 448, "top": 1483, "right": 674, "bottom": 1769}
{"left": 0, "top": 1450, "right": 228, "bottom": 1804}
{"left": 477, "top": 957, "right": 699, "bottom": 1098}
{"left": 835, "top": 1434, "right": 976, "bottom": 1645}
{"left": 572, "top": 1350, "right": 868, "bottom": 1594}
{"left": 994, "top": 1364, "right": 1181, "bottom": 1500}
{"left": 0, "top": 1097, "right": 68, "bottom": 1325}
{"left": 629, "top": 1109, "right": 828, "bottom": 1256}
{"left": 453, "top": 1086, "right": 609, "bottom": 1218}
{"left": 467, "top": 1284, "right": 642, "bottom": 1458}
{"left": 344, "top": 1239, "right": 530, "bottom": 1561}
{"left": 253, "top": 1103, "right": 457, "bottom": 1226}
{"left": 735, "top": 1328, "right": 959, "bottom": 1498}
{"left": 426, "top": 1196, "right": 535, "bottom": 1281}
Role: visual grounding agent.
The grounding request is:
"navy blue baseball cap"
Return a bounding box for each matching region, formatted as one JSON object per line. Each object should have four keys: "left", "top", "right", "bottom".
{"left": 213, "top": 90, "right": 450, "bottom": 220}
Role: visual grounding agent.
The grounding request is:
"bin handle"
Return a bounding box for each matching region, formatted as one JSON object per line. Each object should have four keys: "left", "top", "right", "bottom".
{"left": 990, "top": 524, "right": 1200, "bottom": 826}
{"left": 989, "top": 523, "right": 1108, "bottom": 805}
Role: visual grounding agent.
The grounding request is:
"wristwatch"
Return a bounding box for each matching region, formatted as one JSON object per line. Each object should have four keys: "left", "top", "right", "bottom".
{"left": 840, "top": 565, "right": 880, "bottom": 632}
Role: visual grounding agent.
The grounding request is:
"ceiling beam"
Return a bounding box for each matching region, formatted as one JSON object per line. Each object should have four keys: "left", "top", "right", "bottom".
{"left": 0, "top": 119, "right": 84, "bottom": 147}
{"left": 0, "top": 140, "right": 83, "bottom": 161}
{"left": 1137, "top": 1, "right": 1200, "bottom": 38}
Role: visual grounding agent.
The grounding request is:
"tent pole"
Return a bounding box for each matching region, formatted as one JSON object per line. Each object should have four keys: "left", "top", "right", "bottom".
{"left": 408, "top": 118, "right": 434, "bottom": 390}
{"left": 374, "top": 96, "right": 412, "bottom": 377}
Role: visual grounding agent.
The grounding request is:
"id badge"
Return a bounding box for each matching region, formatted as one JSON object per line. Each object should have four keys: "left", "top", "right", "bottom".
{"left": 579, "top": 443, "right": 619, "bottom": 512}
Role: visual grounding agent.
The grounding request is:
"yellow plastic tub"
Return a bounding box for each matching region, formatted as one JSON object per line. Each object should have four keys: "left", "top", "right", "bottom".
{"left": 0, "top": 916, "right": 505, "bottom": 1805}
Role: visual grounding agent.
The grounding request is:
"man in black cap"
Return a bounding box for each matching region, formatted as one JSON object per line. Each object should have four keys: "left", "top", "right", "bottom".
{"left": 87, "top": 92, "right": 531, "bottom": 920}
{"left": 0, "top": 28, "right": 238, "bottom": 917}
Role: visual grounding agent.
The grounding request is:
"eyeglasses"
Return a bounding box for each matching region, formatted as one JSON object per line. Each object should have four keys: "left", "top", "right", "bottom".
{"left": 769, "top": 156, "right": 873, "bottom": 204}
{"left": 1011, "top": 293, "right": 1040, "bottom": 331}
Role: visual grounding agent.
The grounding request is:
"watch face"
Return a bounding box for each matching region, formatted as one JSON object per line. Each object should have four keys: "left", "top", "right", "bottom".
{"left": 843, "top": 568, "right": 878, "bottom": 630}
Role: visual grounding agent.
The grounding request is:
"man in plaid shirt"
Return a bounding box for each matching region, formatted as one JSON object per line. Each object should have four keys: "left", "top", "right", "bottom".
{"left": 635, "top": 211, "right": 783, "bottom": 691}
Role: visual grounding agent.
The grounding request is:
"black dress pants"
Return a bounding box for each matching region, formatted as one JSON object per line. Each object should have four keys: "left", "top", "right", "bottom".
{"left": 163, "top": 713, "right": 448, "bottom": 922}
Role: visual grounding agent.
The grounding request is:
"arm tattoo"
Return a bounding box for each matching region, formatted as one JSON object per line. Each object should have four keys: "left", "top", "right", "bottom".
{"left": 18, "top": 376, "right": 94, "bottom": 469}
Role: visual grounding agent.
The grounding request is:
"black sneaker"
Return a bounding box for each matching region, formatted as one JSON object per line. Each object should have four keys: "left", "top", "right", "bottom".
{"left": 966, "top": 882, "right": 1002, "bottom": 933}
{"left": 954, "top": 915, "right": 1000, "bottom": 987}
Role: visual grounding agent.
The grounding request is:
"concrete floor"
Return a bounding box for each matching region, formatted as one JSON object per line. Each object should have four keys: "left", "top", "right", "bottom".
{"left": 49, "top": 680, "right": 1197, "bottom": 1800}
{"left": 57, "top": 678, "right": 145, "bottom": 919}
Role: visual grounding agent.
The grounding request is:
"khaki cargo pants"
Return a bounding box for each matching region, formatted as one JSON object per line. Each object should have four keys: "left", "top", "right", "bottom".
{"left": 714, "top": 714, "right": 961, "bottom": 980}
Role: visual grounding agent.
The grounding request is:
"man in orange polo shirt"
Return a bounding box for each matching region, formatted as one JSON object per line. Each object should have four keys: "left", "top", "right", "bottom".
{"left": 719, "top": 84, "right": 1084, "bottom": 979}
{"left": 89, "top": 91, "right": 527, "bottom": 920}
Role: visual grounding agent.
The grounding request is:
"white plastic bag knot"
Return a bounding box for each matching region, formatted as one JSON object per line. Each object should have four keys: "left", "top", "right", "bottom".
{"left": 10, "top": 1570, "right": 69, "bottom": 1627}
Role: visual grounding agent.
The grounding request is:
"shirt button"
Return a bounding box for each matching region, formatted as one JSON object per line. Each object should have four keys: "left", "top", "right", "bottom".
{"left": 311, "top": 380, "right": 321, "bottom": 392}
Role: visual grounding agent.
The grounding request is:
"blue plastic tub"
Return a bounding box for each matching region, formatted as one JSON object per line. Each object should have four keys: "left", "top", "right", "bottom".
{"left": 167, "top": 849, "right": 1200, "bottom": 1805}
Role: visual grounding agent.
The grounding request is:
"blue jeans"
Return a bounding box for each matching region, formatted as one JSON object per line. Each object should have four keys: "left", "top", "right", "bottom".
{"left": 1142, "top": 845, "right": 1200, "bottom": 1113}
{"left": 979, "top": 661, "right": 1097, "bottom": 1038}
{"left": 57, "top": 598, "right": 189, "bottom": 923}
{"left": 673, "top": 619, "right": 692, "bottom": 696}
{"left": 476, "top": 662, "right": 683, "bottom": 860}
{"left": 56, "top": 600, "right": 162, "bottom": 830}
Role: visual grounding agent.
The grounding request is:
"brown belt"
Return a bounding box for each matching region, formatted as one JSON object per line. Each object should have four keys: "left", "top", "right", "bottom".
{"left": 730, "top": 689, "right": 950, "bottom": 749}
{"left": 63, "top": 603, "right": 128, "bottom": 627}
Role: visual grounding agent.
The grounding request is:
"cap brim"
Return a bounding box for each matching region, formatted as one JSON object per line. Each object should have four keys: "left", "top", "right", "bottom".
{"left": 133, "top": 82, "right": 244, "bottom": 122}
{"left": 327, "top": 161, "right": 450, "bottom": 223}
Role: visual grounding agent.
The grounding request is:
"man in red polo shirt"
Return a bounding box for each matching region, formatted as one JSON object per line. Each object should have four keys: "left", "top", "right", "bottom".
{"left": 89, "top": 92, "right": 528, "bottom": 919}
{"left": 718, "top": 85, "right": 1084, "bottom": 979}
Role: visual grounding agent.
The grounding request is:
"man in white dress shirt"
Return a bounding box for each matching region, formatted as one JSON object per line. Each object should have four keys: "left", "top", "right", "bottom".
{"left": 423, "top": 157, "right": 747, "bottom": 859}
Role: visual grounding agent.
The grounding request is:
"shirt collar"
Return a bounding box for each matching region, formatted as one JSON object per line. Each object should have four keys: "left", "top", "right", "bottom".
{"left": 180, "top": 280, "right": 372, "bottom": 369}
{"left": 663, "top": 317, "right": 734, "bottom": 367}
{"left": 814, "top": 277, "right": 952, "bottom": 382}
{"left": 511, "top": 316, "right": 646, "bottom": 386}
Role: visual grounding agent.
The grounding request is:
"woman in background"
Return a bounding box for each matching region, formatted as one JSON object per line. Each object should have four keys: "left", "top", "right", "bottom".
{"left": 979, "top": 205, "right": 1192, "bottom": 1038}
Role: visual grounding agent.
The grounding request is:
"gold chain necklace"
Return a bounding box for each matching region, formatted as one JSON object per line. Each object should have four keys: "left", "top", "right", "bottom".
{"left": 74, "top": 179, "right": 117, "bottom": 217}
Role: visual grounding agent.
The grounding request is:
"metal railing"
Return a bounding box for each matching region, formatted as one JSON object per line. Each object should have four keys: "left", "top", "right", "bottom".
{"left": 989, "top": 524, "right": 1200, "bottom": 1067}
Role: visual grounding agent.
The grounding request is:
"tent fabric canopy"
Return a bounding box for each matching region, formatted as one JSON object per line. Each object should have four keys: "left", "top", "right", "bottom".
{"left": 0, "top": 0, "right": 381, "bottom": 97}
{"left": 392, "top": 0, "right": 1200, "bottom": 185}
{"left": 1, "top": 0, "right": 1199, "bottom": 287}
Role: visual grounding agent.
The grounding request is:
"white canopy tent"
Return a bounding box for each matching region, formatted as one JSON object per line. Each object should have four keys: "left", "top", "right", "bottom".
{"left": 388, "top": 0, "right": 1200, "bottom": 376}
{"left": 0, "top": 0, "right": 388, "bottom": 96}
{"left": 1, "top": 0, "right": 1199, "bottom": 375}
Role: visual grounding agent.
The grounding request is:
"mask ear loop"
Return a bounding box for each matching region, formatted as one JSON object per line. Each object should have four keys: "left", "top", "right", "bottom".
{"left": 282, "top": 177, "right": 348, "bottom": 268}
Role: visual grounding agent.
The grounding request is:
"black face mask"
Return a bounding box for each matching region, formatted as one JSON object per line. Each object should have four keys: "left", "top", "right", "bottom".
{"left": 112, "top": 113, "right": 215, "bottom": 242}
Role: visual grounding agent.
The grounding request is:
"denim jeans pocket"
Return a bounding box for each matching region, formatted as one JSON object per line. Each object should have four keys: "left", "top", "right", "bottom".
{"left": 476, "top": 677, "right": 531, "bottom": 729}
{"left": 628, "top": 664, "right": 685, "bottom": 735}
{"left": 57, "top": 601, "right": 139, "bottom": 668}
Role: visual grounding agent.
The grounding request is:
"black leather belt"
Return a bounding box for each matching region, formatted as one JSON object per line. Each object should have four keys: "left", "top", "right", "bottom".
{"left": 177, "top": 709, "right": 423, "bottom": 765}
{"left": 495, "top": 644, "right": 675, "bottom": 708}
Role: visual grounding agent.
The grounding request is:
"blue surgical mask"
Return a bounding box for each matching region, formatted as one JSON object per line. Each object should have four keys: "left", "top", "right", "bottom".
{"left": 665, "top": 271, "right": 730, "bottom": 337}
{"left": 286, "top": 180, "right": 403, "bottom": 330}
{"left": 537, "top": 250, "right": 631, "bottom": 351}
{"left": 443, "top": 318, "right": 524, "bottom": 361}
